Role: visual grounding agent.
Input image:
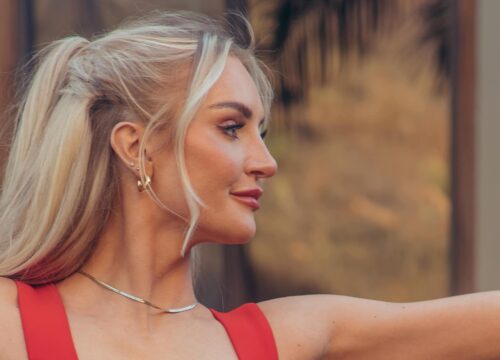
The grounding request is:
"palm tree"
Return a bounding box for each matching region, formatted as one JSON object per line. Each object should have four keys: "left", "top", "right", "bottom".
{"left": 248, "top": 0, "right": 452, "bottom": 116}
{"left": 253, "top": 0, "right": 393, "bottom": 108}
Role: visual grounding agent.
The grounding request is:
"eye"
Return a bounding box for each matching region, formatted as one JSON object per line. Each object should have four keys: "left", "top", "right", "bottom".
{"left": 260, "top": 129, "right": 268, "bottom": 139}
{"left": 219, "top": 123, "right": 244, "bottom": 139}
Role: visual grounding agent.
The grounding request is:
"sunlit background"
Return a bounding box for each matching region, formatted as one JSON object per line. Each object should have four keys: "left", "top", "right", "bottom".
{"left": 1, "top": 0, "right": 499, "bottom": 311}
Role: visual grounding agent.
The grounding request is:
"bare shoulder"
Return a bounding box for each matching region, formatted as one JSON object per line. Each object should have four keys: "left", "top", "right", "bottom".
{"left": 0, "top": 277, "right": 27, "bottom": 358}
{"left": 257, "top": 295, "right": 340, "bottom": 360}
{"left": 0, "top": 276, "right": 19, "bottom": 332}
{"left": 0, "top": 276, "right": 18, "bottom": 306}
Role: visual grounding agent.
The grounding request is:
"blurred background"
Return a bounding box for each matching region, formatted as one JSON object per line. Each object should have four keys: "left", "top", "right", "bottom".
{"left": 0, "top": 0, "right": 498, "bottom": 311}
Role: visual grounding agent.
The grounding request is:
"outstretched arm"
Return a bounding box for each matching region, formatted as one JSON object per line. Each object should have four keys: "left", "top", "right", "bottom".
{"left": 260, "top": 292, "right": 500, "bottom": 359}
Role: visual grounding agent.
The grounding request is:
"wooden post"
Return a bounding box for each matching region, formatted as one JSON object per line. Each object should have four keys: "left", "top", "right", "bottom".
{"left": 0, "top": 0, "right": 22, "bottom": 172}
{"left": 450, "top": 0, "right": 476, "bottom": 294}
{"left": 226, "top": 0, "right": 248, "bottom": 13}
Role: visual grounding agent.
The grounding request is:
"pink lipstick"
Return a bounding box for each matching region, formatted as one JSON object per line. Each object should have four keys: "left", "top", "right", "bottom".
{"left": 230, "top": 188, "right": 263, "bottom": 210}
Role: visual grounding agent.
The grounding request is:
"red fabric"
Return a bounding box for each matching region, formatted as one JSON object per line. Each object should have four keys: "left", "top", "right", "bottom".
{"left": 209, "top": 304, "right": 279, "bottom": 360}
{"left": 16, "top": 281, "right": 78, "bottom": 360}
{"left": 16, "top": 282, "right": 279, "bottom": 360}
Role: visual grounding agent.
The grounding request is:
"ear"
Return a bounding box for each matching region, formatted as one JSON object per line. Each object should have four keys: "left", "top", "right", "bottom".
{"left": 110, "top": 122, "right": 153, "bottom": 177}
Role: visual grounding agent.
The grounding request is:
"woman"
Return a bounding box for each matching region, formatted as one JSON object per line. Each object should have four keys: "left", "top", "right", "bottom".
{"left": 0, "top": 10, "right": 498, "bottom": 360}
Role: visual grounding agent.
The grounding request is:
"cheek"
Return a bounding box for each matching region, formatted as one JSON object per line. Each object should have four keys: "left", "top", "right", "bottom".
{"left": 186, "top": 139, "right": 243, "bottom": 197}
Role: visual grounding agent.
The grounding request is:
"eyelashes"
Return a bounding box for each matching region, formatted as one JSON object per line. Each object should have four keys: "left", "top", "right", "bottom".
{"left": 219, "top": 123, "right": 268, "bottom": 140}
{"left": 220, "top": 123, "right": 244, "bottom": 139}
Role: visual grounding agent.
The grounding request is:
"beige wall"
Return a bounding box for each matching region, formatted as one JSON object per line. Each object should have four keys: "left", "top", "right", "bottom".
{"left": 476, "top": 0, "right": 500, "bottom": 291}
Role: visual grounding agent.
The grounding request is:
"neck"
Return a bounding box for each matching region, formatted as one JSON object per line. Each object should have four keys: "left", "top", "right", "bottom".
{"left": 59, "top": 201, "right": 198, "bottom": 323}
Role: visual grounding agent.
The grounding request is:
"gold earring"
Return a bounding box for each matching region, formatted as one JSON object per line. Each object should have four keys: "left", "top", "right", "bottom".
{"left": 137, "top": 176, "right": 151, "bottom": 192}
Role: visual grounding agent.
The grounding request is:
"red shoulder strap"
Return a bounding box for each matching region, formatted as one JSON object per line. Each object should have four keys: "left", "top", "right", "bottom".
{"left": 16, "top": 281, "right": 79, "bottom": 360}
{"left": 209, "top": 303, "right": 278, "bottom": 360}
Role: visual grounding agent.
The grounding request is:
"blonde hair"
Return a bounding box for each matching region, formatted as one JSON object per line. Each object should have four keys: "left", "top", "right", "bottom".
{"left": 0, "top": 11, "right": 273, "bottom": 284}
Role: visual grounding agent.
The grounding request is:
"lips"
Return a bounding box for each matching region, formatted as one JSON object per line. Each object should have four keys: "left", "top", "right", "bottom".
{"left": 230, "top": 188, "right": 263, "bottom": 210}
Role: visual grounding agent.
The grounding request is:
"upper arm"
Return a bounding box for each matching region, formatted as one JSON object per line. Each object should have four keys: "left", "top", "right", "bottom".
{"left": 259, "top": 295, "right": 397, "bottom": 359}
{"left": 260, "top": 292, "right": 500, "bottom": 360}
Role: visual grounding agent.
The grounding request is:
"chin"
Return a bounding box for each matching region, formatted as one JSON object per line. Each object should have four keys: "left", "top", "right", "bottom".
{"left": 221, "top": 221, "right": 257, "bottom": 245}
{"left": 219, "top": 224, "right": 256, "bottom": 245}
{"left": 231, "top": 232, "right": 255, "bottom": 245}
{"left": 236, "top": 218, "right": 257, "bottom": 241}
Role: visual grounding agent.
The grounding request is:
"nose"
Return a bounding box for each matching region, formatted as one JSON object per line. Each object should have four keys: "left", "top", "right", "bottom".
{"left": 245, "top": 139, "right": 278, "bottom": 180}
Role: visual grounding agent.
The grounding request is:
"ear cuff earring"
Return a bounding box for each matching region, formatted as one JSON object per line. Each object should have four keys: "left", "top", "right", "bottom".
{"left": 129, "top": 162, "right": 151, "bottom": 192}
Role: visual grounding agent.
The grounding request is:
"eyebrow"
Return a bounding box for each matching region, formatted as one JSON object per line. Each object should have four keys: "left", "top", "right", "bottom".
{"left": 208, "top": 101, "right": 266, "bottom": 126}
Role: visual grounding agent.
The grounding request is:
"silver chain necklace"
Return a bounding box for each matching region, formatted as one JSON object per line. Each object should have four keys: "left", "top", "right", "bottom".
{"left": 78, "top": 270, "right": 199, "bottom": 314}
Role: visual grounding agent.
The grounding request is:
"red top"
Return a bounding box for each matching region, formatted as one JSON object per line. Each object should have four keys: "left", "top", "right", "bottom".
{"left": 15, "top": 281, "right": 278, "bottom": 360}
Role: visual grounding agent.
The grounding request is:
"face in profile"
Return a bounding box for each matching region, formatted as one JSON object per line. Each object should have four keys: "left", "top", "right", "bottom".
{"left": 151, "top": 56, "right": 278, "bottom": 249}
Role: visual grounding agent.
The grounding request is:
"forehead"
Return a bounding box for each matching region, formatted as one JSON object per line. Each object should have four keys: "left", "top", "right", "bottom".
{"left": 202, "top": 56, "right": 264, "bottom": 117}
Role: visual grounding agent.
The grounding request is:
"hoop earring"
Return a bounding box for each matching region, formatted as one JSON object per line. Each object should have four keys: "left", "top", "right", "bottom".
{"left": 137, "top": 176, "right": 151, "bottom": 192}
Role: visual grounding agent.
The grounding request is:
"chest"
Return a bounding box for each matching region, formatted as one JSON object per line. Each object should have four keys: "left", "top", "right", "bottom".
{"left": 69, "top": 317, "right": 239, "bottom": 360}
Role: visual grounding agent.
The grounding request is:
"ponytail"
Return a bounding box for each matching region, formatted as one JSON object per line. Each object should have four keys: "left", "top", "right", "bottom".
{"left": 0, "top": 37, "right": 113, "bottom": 283}
{"left": 5, "top": 37, "right": 89, "bottom": 178}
